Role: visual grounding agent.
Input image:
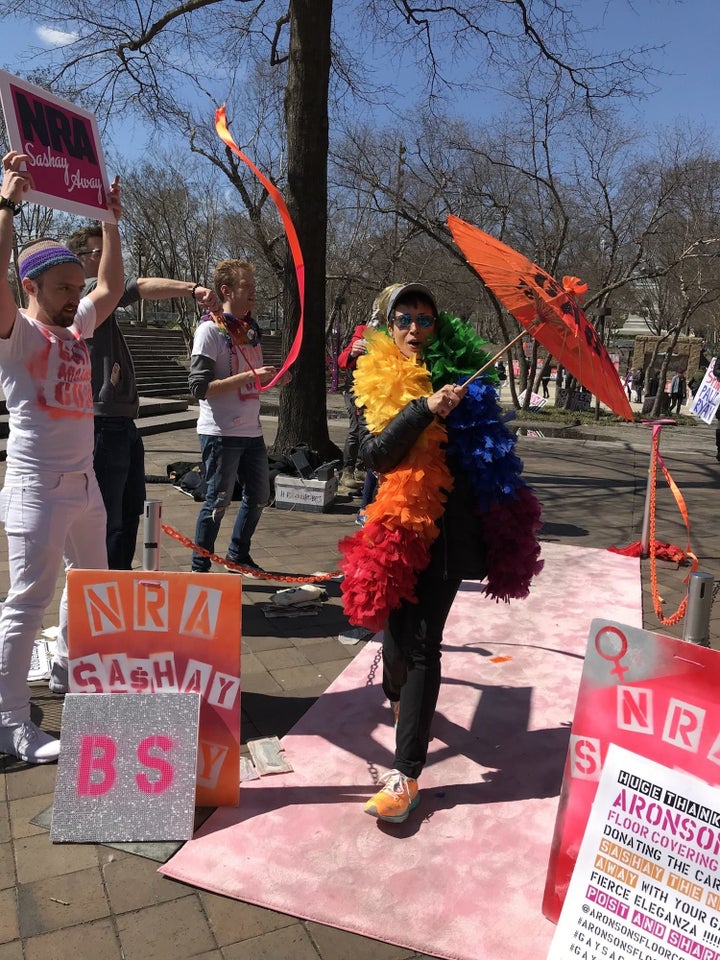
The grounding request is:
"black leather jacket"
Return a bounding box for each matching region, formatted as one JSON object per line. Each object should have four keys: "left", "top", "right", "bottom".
{"left": 358, "top": 397, "right": 487, "bottom": 582}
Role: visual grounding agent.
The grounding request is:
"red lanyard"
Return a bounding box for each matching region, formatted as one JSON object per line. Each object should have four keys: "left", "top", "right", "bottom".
{"left": 236, "top": 345, "right": 261, "bottom": 392}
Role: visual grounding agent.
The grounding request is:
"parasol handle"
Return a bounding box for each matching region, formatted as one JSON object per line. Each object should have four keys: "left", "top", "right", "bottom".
{"left": 460, "top": 323, "right": 539, "bottom": 388}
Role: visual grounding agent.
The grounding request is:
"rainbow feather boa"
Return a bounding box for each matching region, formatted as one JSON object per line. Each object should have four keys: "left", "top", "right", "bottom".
{"left": 339, "top": 313, "right": 544, "bottom": 631}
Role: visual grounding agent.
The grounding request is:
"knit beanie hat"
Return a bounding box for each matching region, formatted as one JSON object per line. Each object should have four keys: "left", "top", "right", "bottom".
{"left": 18, "top": 240, "right": 82, "bottom": 281}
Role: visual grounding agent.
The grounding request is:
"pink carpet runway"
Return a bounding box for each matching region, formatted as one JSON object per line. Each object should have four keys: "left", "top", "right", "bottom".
{"left": 161, "top": 543, "right": 642, "bottom": 960}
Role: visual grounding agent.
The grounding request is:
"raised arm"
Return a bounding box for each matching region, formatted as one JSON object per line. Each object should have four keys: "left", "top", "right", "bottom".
{"left": 0, "top": 152, "right": 34, "bottom": 339}
{"left": 136, "top": 277, "right": 220, "bottom": 312}
{"left": 87, "top": 178, "right": 125, "bottom": 327}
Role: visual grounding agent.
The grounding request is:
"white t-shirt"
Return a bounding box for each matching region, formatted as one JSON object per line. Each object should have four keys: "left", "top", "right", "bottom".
{"left": 192, "top": 321, "right": 264, "bottom": 438}
{"left": 0, "top": 299, "right": 97, "bottom": 475}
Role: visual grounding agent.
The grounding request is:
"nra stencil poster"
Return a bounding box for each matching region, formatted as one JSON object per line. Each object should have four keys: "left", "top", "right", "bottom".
{"left": 688, "top": 359, "right": 720, "bottom": 425}
{"left": 548, "top": 745, "right": 720, "bottom": 960}
{"left": 0, "top": 70, "right": 112, "bottom": 221}
{"left": 67, "top": 570, "right": 242, "bottom": 807}
{"left": 544, "top": 619, "right": 720, "bottom": 925}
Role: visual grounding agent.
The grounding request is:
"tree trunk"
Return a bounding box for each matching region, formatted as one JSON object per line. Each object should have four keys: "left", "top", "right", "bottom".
{"left": 651, "top": 326, "right": 684, "bottom": 419}
{"left": 644, "top": 337, "right": 669, "bottom": 418}
{"left": 271, "top": 0, "right": 340, "bottom": 462}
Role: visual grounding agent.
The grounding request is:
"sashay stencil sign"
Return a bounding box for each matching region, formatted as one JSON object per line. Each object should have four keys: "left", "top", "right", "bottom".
{"left": 548, "top": 746, "right": 720, "bottom": 960}
{"left": 0, "top": 70, "right": 112, "bottom": 221}
{"left": 67, "top": 570, "right": 243, "bottom": 807}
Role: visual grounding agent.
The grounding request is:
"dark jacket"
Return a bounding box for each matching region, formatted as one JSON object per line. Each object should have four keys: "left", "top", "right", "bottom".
{"left": 358, "top": 397, "right": 487, "bottom": 582}
{"left": 84, "top": 277, "right": 142, "bottom": 419}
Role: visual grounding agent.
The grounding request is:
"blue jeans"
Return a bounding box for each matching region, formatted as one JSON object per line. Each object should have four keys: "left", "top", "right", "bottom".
{"left": 192, "top": 434, "right": 270, "bottom": 572}
{"left": 93, "top": 416, "right": 146, "bottom": 570}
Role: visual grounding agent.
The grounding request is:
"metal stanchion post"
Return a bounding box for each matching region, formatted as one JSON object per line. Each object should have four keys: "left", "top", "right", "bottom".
{"left": 683, "top": 571, "right": 715, "bottom": 647}
{"left": 143, "top": 500, "right": 162, "bottom": 571}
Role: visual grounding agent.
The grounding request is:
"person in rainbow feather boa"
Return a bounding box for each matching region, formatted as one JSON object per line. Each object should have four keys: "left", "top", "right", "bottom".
{"left": 338, "top": 282, "right": 544, "bottom": 824}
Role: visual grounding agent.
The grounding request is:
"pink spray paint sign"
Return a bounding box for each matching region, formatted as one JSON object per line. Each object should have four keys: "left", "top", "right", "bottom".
{"left": 0, "top": 70, "right": 112, "bottom": 221}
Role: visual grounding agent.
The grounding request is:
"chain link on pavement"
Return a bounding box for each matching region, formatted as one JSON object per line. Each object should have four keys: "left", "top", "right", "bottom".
{"left": 365, "top": 643, "right": 383, "bottom": 787}
{"left": 160, "top": 522, "right": 342, "bottom": 584}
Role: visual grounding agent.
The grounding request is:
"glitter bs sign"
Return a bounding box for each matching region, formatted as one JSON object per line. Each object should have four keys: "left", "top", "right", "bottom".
{"left": 52, "top": 692, "right": 201, "bottom": 843}
{"left": 67, "top": 570, "right": 242, "bottom": 807}
{"left": 0, "top": 70, "right": 113, "bottom": 222}
{"left": 543, "top": 619, "right": 720, "bottom": 925}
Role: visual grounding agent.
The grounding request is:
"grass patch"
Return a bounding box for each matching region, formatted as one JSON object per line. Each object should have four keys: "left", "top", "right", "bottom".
{"left": 509, "top": 405, "right": 699, "bottom": 427}
{"left": 512, "top": 407, "right": 621, "bottom": 426}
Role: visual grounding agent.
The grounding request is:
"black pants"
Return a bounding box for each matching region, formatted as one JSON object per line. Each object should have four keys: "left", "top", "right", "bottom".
{"left": 342, "top": 390, "right": 361, "bottom": 470}
{"left": 93, "top": 417, "right": 146, "bottom": 570}
{"left": 382, "top": 572, "right": 462, "bottom": 780}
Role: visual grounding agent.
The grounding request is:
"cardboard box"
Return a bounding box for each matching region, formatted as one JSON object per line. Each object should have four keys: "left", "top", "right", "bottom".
{"left": 273, "top": 475, "right": 337, "bottom": 513}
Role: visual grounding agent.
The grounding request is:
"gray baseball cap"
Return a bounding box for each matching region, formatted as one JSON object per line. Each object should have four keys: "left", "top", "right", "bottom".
{"left": 385, "top": 282, "right": 438, "bottom": 321}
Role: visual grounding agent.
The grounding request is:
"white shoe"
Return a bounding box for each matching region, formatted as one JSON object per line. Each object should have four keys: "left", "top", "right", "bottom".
{"left": 271, "top": 584, "right": 327, "bottom": 607}
{"left": 0, "top": 720, "right": 60, "bottom": 764}
{"left": 49, "top": 660, "right": 68, "bottom": 694}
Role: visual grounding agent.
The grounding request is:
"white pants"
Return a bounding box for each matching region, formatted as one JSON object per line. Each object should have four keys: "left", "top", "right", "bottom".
{"left": 0, "top": 471, "right": 108, "bottom": 724}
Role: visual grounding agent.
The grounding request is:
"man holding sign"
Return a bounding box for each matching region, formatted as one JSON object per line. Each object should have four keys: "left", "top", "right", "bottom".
{"left": 0, "top": 150, "right": 123, "bottom": 763}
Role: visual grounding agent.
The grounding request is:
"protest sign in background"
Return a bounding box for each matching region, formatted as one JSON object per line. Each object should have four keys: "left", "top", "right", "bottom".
{"left": 0, "top": 70, "right": 112, "bottom": 221}
{"left": 689, "top": 358, "right": 720, "bottom": 424}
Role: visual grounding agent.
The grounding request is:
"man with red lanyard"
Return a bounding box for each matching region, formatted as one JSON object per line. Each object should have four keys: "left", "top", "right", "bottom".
{"left": 188, "top": 259, "right": 289, "bottom": 575}
{"left": 0, "top": 150, "right": 124, "bottom": 763}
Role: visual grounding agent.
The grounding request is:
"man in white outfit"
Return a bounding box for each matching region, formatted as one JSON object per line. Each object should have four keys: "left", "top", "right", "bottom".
{"left": 0, "top": 150, "right": 124, "bottom": 763}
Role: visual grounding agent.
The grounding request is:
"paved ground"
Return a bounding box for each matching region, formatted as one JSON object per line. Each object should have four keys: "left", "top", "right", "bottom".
{"left": 1, "top": 397, "right": 719, "bottom": 960}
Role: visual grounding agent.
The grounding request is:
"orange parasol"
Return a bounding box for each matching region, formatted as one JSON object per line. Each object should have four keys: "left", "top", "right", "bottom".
{"left": 447, "top": 214, "right": 634, "bottom": 421}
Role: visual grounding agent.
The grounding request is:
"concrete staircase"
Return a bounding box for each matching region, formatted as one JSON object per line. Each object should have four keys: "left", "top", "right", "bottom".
{"left": 123, "top": 324, "right": 285, "bottom": 398}
{"left": 119, "top": 323, "right": 191, "bottom": 399}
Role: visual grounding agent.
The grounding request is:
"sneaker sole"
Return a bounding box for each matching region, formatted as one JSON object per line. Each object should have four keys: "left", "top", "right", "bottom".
{"left": 17, "top": 751, "right": 59, "bottom": 764}
{"left": 364, "top": 792, "right": 420, "bottom": 824}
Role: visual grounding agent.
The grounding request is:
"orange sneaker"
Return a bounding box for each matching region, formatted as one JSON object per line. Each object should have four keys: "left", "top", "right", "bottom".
{"left": 364, "top": 770, "right": 420, "bottom": 823}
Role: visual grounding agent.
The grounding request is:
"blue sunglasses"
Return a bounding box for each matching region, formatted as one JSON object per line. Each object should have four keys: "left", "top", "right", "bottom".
{"left": 392, "top": 312, "right": 436, "bottom": 330}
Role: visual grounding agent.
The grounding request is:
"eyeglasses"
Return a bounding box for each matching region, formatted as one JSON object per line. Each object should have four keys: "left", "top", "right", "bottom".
{"left": 79, "top": 248, "right": 102, "bottom": 257}
{"left": 391, "top": 313, "right": 436, "bottom": 330}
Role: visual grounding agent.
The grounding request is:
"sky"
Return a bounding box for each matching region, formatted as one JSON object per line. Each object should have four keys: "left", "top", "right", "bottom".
{"left": 0, "top": 0, "right": 719, "bottom": 162}
{"left": 574, "top": 0, "right": 720, "bottom": 137}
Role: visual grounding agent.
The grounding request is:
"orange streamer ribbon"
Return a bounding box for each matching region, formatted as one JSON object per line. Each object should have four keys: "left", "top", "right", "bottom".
{"left": 214, "top": 106, "right": 304, "bottom": 390}
{"left": 648, "top": 424, "right": 697, "bottom": 626}
{"left": 654, "top": 442, "right": 698, "bottom": 573}
{"left": 561, "top": 276, "right": 588, "bottom": 299}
